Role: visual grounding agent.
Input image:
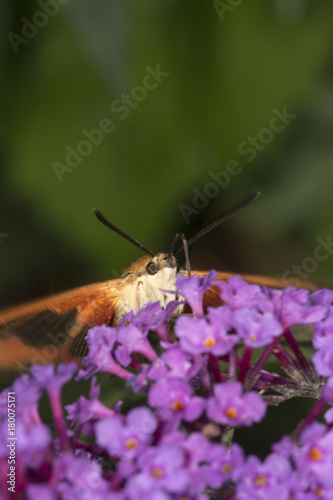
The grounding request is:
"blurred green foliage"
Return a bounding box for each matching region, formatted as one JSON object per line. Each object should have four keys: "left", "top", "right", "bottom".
{"left": 1, "top": 0, "right": 333, "bottom": 307}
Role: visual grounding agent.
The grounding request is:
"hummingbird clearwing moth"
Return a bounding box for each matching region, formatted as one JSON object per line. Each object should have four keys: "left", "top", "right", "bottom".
{"left": 0, "top": 193, "right": 317, "bottom": 371}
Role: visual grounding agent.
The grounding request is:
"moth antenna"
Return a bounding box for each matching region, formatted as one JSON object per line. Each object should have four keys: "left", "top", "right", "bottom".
{"left": 92, "top": 209, "right": 154, "bottom": 257}
{"left": 169, "top": 233, "right": 191, "bottom": 276}
{"left": 176, "top": 191, "right": 260, "bottom": 252}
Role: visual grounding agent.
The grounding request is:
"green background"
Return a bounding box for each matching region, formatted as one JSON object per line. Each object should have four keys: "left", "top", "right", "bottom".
{"left": 2, "top": 1, "right": 333, "bottom": 307}
{"left": 1, "top": 0, "right": 332, "bottom": 456}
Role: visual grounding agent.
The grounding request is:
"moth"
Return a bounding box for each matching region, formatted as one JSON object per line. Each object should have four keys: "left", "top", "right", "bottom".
{"left": 0, "top": 193, "right": 315, "bottom": 371}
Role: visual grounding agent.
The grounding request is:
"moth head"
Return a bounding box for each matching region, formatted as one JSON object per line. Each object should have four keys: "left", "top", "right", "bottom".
{"left": 119, "top": 253, "right": 180, "bottom": 313}
{"left": 122, "top": 253, "right": 178, "bottom": 279}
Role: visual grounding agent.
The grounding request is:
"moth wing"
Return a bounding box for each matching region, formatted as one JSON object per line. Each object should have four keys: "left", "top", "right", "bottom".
{"left": 193, "top": 271, "right": 318, "bottom": 309}
{"left": 0, "top": 279, "right": 123, "bottom": 371}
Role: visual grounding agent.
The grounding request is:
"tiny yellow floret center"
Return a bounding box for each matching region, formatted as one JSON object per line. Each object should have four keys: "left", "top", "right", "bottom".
{"left": 172, "top": 400, "right": 184, "bottom": 411}
{"left": 125, "top": 438, "right": 138, "bottom": 449}
{"left": 222, "top": 463, "right": 232, "bottom": 474}
{"left": 309, "top": 446, "right": 323, "bottom": 461}
{"left": 204, "top": 337, "right": 216, "bottom": 347}
{"left": 225, "top": 407, "right": 238, "bottom": 419}
{"left": 151, "top": 467, "right": 163, "bottom": 478}
{"left": 254, "top": 474, "right": 267, "bottom": 487}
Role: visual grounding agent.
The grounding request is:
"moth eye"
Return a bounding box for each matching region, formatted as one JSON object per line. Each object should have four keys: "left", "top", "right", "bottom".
{"left": 146, "top": 261, "right": 158, "bottom": 275}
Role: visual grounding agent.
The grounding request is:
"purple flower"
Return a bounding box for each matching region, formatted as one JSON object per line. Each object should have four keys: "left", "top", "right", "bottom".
{"left": 207, "top": 381, "right": 266, "bottom": 427}
{"left": 175, "top": 306, "right": 238, "bottom": 355}
{"left": 167, "top": 432, "right": 212, "bottom": 494}
{"left": 236, "top": 453, "right": 291, "bottom": 500}
{"left": 176, "top": 271, "right": 217, "bottom": 318}
{"left": 53, "top": 453, "right": 112, "bottom": 499}
{"left": 202, "top": 442, "right": 244, "bottom": 489}
{"left": 148, "top": 346, "right": 195, "bottom": 381}
{"left": 311, "top": 288, "right": 333, "bottom": 306}
{"left": 322, "top": 378, "right": 333, "bottom": 423}
{"left": 116, "top": 323, "right": 157, "bottom": 365}
{"left": 30, "top": 363, "right": 77, "bottom": 451}
{"left": 77, "top": 325, "right": 131, "bottom": 380}
{"left": 8, "top": 375, "right": 42, "bottom": 427}
{"left": 125, "top": 475, "right": 169, "bottom": 500}
{"left": 285, "top": 470, "right": 311, "bottom": 498}
{"left": 295, "top": 422, "right": 333, "bottom": 487}
{"left": 148, "top": 378, "right": 205, "bottom": 422}
{"left": 312, "top": 339, "right": 333, "bottom": 377}
{"left": 16, "top": 420, "right": 52, "bottom": 466}
{"left": 267, "top": 287, "right": 326, "bottom": 328}
{"left": 96, "top": 407, "right": 157, "bottom": 460}
{"left": 232, "top": 307, "right": 283, "bottom": 347}
{"left": 272, "top": 436, "right": 297, "bottom": 461}
{"left": 125, "top": 300, "right": 180, "bottom": 342}
{"left": 312, "top": 307, "right": 333, "bottom": 348}
{"left": 31, "top": 362, "right": 76, "bottom": 392}
{"left": 66, "top": 377, "right": 116, "bottom": 437}
{"left": 128, "top": 366, "right": 150, "bottom": 394}
{"left": 130, "top": 444, "right": 189, "bottom": 494}
{"left": 27, "top": 485, "right": 57, "bottom": 500}
{"left": 217, "top": 275, "right": 271, "bottom": 311}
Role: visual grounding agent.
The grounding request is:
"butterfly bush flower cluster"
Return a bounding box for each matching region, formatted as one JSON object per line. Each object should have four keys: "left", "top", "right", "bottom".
{"left": 2, "top": 273, "right": 333, "bottom": 499}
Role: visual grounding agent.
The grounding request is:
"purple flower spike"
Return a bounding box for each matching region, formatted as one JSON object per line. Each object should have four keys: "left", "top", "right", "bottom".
{"left": 207, "top": 381, "right": 266, "bottom": 427}
{"left": 77, "top": 325, "right": 131, "bottom": 380}
{"left": 232, "top": 308, "right": 283, "bottom": 347}
{"left": 176, "top": 270, "right": 217, "bottom": 318}
{"left": 148, "top": 378, "right": 205, "bottom": 422}
{"left": 175, "top": 306, "right": 238, "bottom": 356}
{"left": 96, "top": 407, "right": 157, "bottom": 459}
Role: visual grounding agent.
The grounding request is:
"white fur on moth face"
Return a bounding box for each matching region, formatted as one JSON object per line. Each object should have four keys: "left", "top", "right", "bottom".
{"left": 117, "top": 259, "right": 183, "bottom": 318}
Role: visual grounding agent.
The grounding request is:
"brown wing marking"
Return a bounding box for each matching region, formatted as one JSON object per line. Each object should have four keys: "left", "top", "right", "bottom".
{"left": 0, "top": 279, "right": 123, "bottom": 370}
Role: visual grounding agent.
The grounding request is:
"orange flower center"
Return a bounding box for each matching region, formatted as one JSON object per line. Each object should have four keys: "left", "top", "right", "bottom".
{"left": 172, "top": 400, "right": 184, "bottom": 411}
{"left": 222, "top": 463, "right": 232, "bottom": 474}
{"left": 254, "top": 474, "right": 267, "bottom": 487}
{"left": 151, "top": 467, "right": 163, "bottom": 478}
{"left": 125, "top": 438, "right": 138, "bottom": 449}
{"left": 225, "top": 407, "right": 238, "bottom": 419}
{"left": 203, "top": 337, "right": 216, "bottom": 347}
{"left": 309, "top": 446, "right": 323, "bottom": 461}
